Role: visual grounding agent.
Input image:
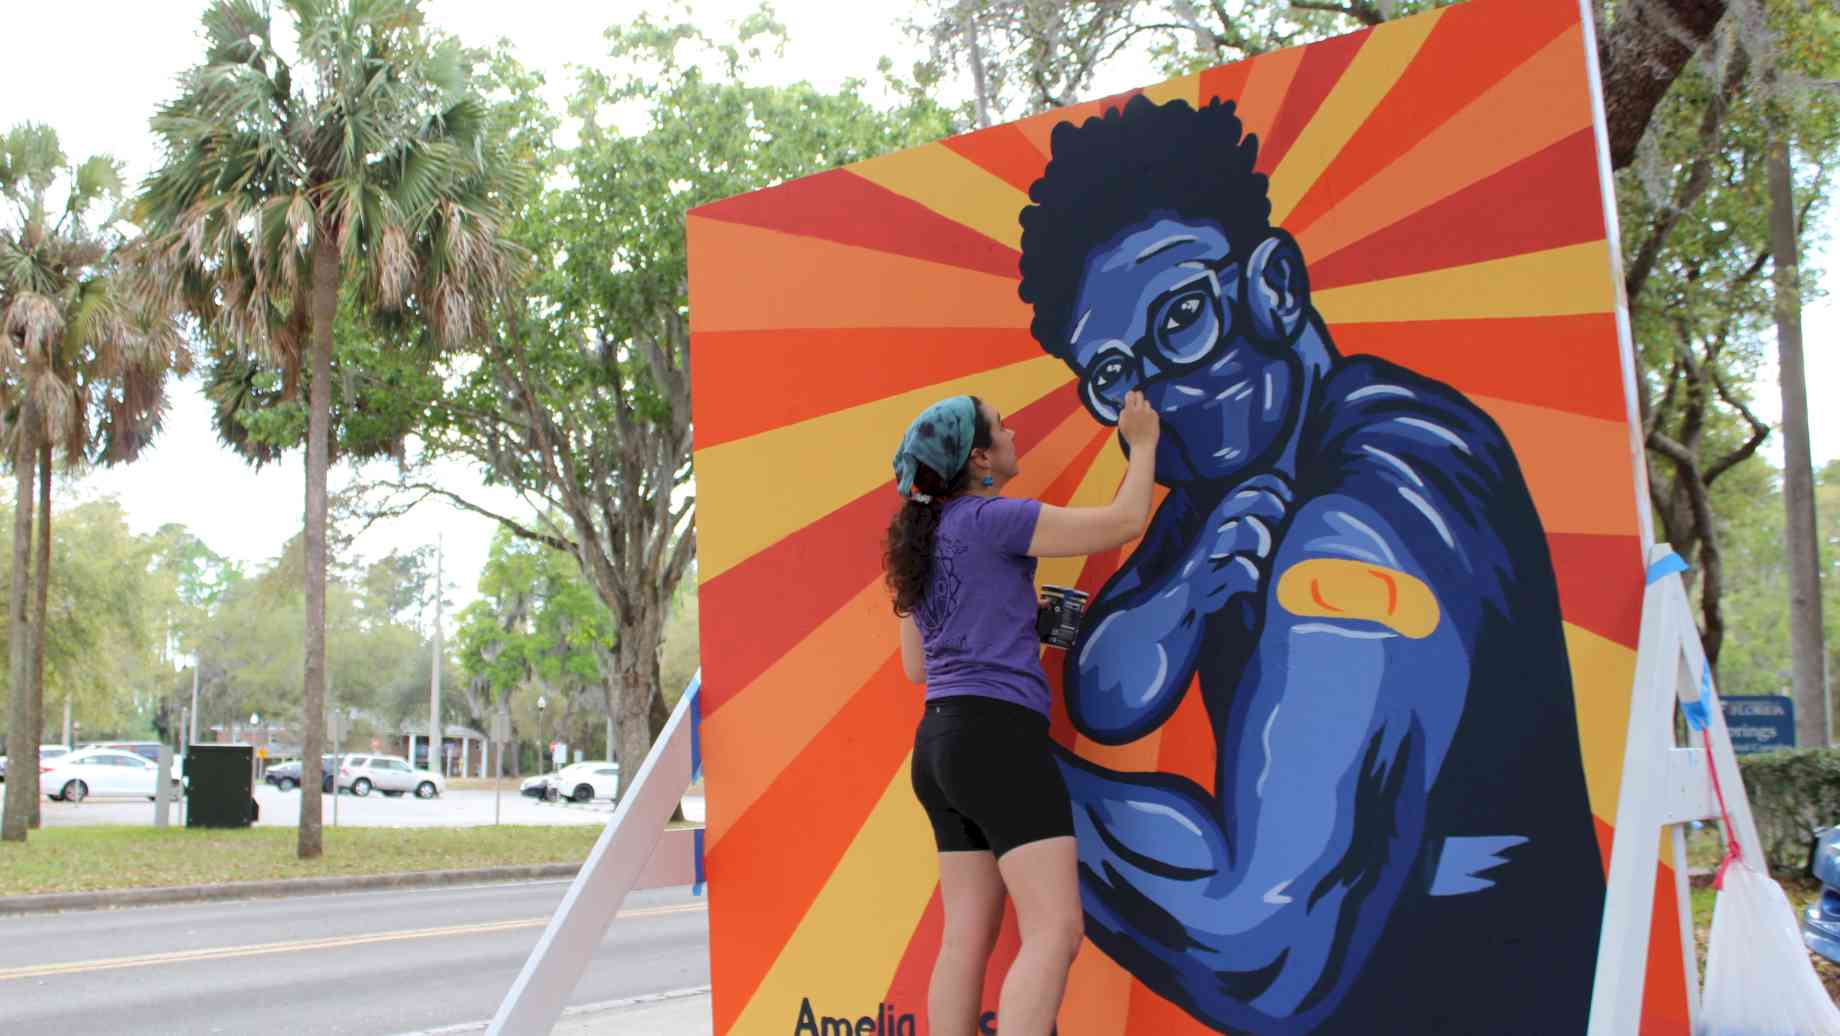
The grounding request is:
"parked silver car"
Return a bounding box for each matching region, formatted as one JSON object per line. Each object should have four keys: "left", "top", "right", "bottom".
{"left": 335, "top": 754, "right": 445, "bottom": 799}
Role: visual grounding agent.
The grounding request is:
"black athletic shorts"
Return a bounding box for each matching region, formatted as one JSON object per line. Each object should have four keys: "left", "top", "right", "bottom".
{"left": 910, "top": 694, "right": 1074, "bottom": 858}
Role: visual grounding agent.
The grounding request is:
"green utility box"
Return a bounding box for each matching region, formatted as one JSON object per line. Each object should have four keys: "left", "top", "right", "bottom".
{"left": 184, "top": 744, "right": 259, "bottom": 828}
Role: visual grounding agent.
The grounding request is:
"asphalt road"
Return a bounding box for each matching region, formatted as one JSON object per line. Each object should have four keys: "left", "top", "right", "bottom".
{"left": 0, "top": 879, "right": 710, "bottom": 1035}
{"left": 35, "top": 786, "right": 707, "bottom": 829}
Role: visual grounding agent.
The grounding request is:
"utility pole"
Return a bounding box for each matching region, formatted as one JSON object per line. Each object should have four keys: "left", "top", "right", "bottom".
{"left": 428, "top": 537, "right": 444, "bottom": 775}
{"left": 189, "top": 662, "right": 200, "bottom": 747}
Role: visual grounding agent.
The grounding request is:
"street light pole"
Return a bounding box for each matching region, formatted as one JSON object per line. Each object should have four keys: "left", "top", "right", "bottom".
{"left": 428, "top": 536, "right": 443, "bottom": 776}
{"left": 537, "top": 695, "right": 548, "bottom": 775}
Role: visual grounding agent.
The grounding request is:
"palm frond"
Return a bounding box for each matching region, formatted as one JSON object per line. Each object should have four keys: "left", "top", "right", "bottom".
{"left": 389, "top": 137, "right": 455, "bottom": 220}
{"left": 0, "top": 234, "right": 56, "bottom": 295}
{"left": 373, "top": 222, "right": 412, "bottom": 308}
{"left": 25, "top": 368, "right": 77, "bottom": 445}
{"left": 0, "top": 123, "right": 65, "bottom": 203}
{"left": 425, "top": 37, "right": 466, "bottom": 102}
{"left": 4, "top": 291, "right": 63, "bottom": 364}
{"left": 89, "top": 361, "right": 170, "bottom": 466}
{"left": 55, "top": 379, "right": 90, "bottom": 461}
{"left": 63, "top": 278, "right": 123, "bottom": 371}
{"left": 201, "top": 0, "right": 273, "bottom": 65}
{"left": 68, "top": 156, "right": 127, "bottom": 217}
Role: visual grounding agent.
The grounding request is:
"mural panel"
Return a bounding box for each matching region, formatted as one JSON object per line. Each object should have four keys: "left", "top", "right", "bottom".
{"left": 689, "top": 0, "right": 1683, "bottom": 1031}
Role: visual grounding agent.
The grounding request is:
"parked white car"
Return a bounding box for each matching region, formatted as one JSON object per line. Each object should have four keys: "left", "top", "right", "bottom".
{"left": 335, "top": 754, "right": 445, "bottom": 799}
{"left": 43, "top": 748, "right": 175, "bottom": 803}
{"left": 0, "top": 744, "right": 68, "bottom": 783}
{"left": 545, "top": 761, "right": 620, "bottom": 803}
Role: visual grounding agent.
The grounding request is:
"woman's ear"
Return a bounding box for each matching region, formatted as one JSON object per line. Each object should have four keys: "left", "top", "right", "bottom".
{"left": 968, "top": 448, "right": 990, "bottom": 474}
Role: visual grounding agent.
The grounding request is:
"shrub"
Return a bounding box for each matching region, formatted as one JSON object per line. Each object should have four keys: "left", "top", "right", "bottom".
{"left": 1737, "top": 747, "right": 1840, "bottom": 869}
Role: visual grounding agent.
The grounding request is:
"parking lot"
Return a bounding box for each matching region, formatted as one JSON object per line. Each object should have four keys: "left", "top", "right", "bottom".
{"left": 34, "top": 784, "right": 706, "bottom": 829}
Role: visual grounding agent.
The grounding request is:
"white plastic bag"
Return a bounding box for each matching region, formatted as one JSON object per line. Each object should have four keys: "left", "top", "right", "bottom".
{"left": 1698, "top": 859, "right": 1840, "bottom": 1035}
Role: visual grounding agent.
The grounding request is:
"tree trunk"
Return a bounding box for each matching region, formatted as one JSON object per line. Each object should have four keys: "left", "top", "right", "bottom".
{"left": 27, "top": 442, "right": 49, "bottom": 828}
{"left": 649, "top": 678, "right": 670, "bottom": 742}
{"left": 615, "top": 612, "right": 664, "bottom": 803}
{"left": 297, "top": 229, "right": 338, "bottom": 859}
{"left": 1770, "top": 138, "right": 1829, "bottom": 748}
{"left": 2, "top": 413, "right": 37, "bottom": 843}
{"left": 960, "top": 3, "right": 993, "bottom": 128}
{"left": 1597, "top": 0, "right": 1729, "bottom": 170}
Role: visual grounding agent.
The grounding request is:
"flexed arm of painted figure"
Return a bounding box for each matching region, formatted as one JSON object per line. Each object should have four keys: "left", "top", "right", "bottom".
{"left": 1058, "top": 487, "right": 1474, "bottom": 1035}
{"left": 1064, "top": 473, "right": 1293, "bottom": 744}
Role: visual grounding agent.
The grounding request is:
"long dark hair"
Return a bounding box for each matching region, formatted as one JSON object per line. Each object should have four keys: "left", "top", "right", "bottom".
{"left": 883, "top": 397, "right": 994, "bottom": 617}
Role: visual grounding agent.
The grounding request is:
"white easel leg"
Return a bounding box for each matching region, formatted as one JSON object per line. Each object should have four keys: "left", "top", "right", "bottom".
{"left": 488, "top": 676, "right": 702, "bottom": 1035}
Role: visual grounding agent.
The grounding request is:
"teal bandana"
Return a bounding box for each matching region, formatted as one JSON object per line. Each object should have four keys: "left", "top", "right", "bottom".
{"left": 892, "top": 396, "right": 977, "bottom": 502}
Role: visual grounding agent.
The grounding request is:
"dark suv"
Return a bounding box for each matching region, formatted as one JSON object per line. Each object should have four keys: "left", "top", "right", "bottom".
{"left": 264, "top": 755, "right": 338, "bottom": 793}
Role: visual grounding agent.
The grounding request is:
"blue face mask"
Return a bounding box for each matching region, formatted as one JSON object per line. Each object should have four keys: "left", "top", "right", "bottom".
{"left": 891, "top": 395, "right": 977, "bottom": 503}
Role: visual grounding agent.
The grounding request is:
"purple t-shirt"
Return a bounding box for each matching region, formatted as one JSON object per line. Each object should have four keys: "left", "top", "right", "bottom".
{"left": 916, "top": 495, "right": 1051, "bottom": 715}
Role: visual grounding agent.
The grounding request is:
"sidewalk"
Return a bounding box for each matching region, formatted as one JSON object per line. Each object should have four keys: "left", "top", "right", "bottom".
{"left": 407, "top": 987, "right": 713, "bottom": 1035}
{"left": 553, "top": 988, "right": 712, "bottom": 1035}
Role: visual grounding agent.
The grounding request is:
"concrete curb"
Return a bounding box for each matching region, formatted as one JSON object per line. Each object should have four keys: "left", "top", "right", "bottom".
{"left": 0, "top": 862, "right": 582, "bottom": 917}
{"left": 389, "top": 985, "right": 714, "bottom": 1036}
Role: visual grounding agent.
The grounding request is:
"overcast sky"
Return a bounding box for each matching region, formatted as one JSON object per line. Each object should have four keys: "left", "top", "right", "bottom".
{"left": 3, "top": 2, "right": 1834, "bottom": 605}
{"left": 2, "top": 1, "right": 938, "bottom": 605}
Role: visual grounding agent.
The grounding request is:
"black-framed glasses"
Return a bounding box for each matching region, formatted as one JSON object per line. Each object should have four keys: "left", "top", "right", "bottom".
{"left": 1075, "top": 256, "right": 1243, "bottom": 425}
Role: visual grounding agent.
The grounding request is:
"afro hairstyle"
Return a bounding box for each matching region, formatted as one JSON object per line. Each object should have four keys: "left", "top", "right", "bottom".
{"left": 1017, "top": 95, "right": 1273, "bottom": 359}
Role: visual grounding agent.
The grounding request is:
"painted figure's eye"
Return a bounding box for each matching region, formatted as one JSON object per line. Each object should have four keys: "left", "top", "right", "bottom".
{"left": 1082, "top": 351, "right": 1134, "bottom": 424}
{"left": 1153, "top": 288, "right": 1220, "bottom": 365}
{"left": 1092, "top": 355, "right": 1130, "bottom": 393}
{"left": 1164, "top": 294, "right": 1205, "bottom": 333}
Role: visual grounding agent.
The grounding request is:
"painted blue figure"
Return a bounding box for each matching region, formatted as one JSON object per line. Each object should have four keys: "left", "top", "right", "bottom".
{"left": 1016, "top": 96, "right": 1607, "bottom": 1034}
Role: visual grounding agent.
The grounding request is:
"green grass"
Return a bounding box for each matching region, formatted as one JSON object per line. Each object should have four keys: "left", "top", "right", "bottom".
{"left": 0, "top": 825, "right": 607, "bottom": 897}
{"left": 1684, "top": 824, "right": 1725, "bottom": 871}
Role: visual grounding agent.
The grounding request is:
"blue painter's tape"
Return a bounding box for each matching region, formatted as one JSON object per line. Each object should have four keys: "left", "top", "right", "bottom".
{"left": 1646, "top": 552, "right": 1688, "bottom": 584}
{"left": 1680, "top": 665, "right": 1715, "bottom": 730}
{"left": 693, "top": 827, "right": 706, "bottom": 897}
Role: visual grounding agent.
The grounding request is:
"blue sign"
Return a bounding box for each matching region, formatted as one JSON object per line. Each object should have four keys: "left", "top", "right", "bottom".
{"left": 1720, "top": 695, "right": 1796, "bottom": 755}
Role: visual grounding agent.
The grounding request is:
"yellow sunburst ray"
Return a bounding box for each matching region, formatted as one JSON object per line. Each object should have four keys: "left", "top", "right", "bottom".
{"left": 696, "top": 357, "right": 1073, "bottom": 582}
{"left": 1312, "top": 241, "right": 1615, "bottom": 324}
{"left": 1268, "top": 11, "right": 1446, "bottom": 224}
{"left": 726, "top": 754, "right": 938, "bottom": 1034}
{"left": 852, "top": 143, "right": 1033, "bottom": 251}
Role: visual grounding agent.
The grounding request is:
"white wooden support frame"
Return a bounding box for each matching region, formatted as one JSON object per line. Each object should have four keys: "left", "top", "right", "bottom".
{"left": 488, "top": 672, "right": 703, "bottom": 1035}
{"left": 1586, "top": 549, "right": 1766, "bottom": 1036}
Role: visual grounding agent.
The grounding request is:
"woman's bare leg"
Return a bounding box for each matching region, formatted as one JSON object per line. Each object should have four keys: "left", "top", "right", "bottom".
{"left": 994, "top": 836, "right": 1082, "bottom": 1036}
{"left": 931, "top": 849, "right": 1006, "bottom": 1036}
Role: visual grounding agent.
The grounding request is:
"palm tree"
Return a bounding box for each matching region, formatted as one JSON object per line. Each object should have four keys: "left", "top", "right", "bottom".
{"left": 0, "top": 124, "right": 186, "bottom": 843}
{"left": 138, "top": 0, "right": 525, "bottom": 857}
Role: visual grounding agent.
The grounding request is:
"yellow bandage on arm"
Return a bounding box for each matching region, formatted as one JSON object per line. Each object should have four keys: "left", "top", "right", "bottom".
{"left": 1274, "top": 558, "right": 1441, "bottom": 639}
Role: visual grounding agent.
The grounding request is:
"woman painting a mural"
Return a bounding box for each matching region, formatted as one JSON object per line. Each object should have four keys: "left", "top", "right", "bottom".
{"left": 882, "top": 391, "right": 1160, "bottom": 1036}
